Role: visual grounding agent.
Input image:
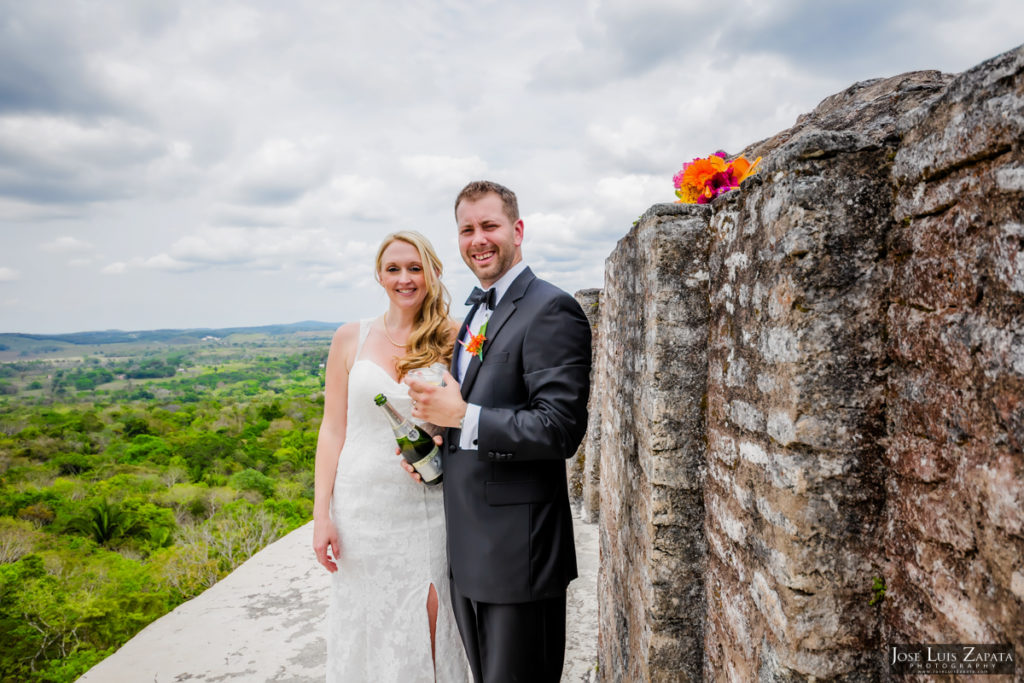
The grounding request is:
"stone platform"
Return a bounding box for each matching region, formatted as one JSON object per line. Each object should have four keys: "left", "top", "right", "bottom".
{"left": 78, "top": 509, "right": 598, "bottom": 682}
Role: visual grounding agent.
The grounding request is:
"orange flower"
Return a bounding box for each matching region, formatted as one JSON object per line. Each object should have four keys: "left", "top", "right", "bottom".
{"left": 732, "top": 156, "right": 762, "bottom": 183}
{"left": 459, "top": 321, "right": 487, "bottom": 360}
{"left": 681, "top": 155, "right": 728, "bottom": 202}
{"left": 462, "top": 331, "right": 485, "bottom": 356}
{"left": 673, "top": 152, "right": 762, "bottom": 204}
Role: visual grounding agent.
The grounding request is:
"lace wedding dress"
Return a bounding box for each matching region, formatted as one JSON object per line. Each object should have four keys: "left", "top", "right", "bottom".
{"left": 326, "top": 320, "right": 469, "bottom": 682}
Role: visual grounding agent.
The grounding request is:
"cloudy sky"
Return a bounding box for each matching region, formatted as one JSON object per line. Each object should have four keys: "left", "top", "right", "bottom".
{"left": 1, "top": 1, "right": 1022, "bottom": 334}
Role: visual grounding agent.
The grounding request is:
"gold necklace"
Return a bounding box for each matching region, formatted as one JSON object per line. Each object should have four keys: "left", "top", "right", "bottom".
{"left": 382, "top": 317, "right": 407, "bottom": 347}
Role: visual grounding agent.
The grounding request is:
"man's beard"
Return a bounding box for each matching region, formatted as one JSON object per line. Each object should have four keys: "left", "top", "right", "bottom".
{"left": 467, "top": 247, "right": 514, "bottom": 284}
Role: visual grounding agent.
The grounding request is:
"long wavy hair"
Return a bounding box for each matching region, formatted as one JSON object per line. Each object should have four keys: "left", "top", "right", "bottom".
{"left": 374, "top": 231, "right": 454, "bottom": 379}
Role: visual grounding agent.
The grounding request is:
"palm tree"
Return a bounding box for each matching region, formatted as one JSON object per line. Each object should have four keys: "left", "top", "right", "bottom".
{"left": 69, "top": 500, "right": 146, "bottom": 546}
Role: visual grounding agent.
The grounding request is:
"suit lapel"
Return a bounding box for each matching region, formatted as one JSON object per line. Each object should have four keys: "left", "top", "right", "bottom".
{"left": 453, "top": 302, "right": 480, "bottom": 379}
{"left": 459, "top": 267, "right": 535, "bottom": 399}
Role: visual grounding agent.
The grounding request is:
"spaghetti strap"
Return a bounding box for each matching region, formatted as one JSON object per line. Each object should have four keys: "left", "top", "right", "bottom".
{"left": 354, "top": 318, "right": 373, "bottom": 360}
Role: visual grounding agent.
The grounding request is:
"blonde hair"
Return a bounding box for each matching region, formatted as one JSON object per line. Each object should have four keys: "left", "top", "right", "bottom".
{"left": 374, "top": 231, "right": 454, "bottom": 379}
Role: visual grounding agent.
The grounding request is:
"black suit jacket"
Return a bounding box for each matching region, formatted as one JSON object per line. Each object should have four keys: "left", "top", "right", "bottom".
{"left": 444, "top": 267, "right": 591, "bottom": 604}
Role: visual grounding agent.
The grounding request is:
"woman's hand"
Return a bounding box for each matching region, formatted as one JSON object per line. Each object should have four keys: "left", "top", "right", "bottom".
{"left": 398, "top": 434, "right": 443, "bottom": 483}
{"left": 313, "top": 516, "right": 341, "bottom": 573}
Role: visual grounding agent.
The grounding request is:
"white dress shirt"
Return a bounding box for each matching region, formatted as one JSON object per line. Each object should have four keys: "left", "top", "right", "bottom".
{"left": 457, "top": 261, "right": 528, "bottom": 450}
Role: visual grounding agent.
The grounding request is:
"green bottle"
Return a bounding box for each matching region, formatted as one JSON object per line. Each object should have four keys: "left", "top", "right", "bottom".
{"left": 374, "top": 393, "right": 443, "bottom": 486}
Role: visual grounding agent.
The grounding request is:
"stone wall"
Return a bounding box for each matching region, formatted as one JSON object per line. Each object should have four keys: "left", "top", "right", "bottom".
{"left": 597, "top": 208, "right": 709, "bottom": 681}
{"left": 595, "top": 44, "right": 1023, "bottom": 681}
{"left": 883, "top": 46, "right": 1024, "bottom": 652}
{"left": 704, "top": 122, "right": 894, "bottom": 678}
{"left": 569, "top": 287, "right": 602, "bottom": 521}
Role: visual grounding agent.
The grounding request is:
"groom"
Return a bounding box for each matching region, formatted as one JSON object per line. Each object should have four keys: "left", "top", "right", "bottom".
{"left": 408, "top": 180, "right": 591, "bottom": 682}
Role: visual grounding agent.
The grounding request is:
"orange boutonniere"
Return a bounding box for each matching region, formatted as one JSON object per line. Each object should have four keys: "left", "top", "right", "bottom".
{"left": 460, "top": 321, "right": 487, "bottom": 361}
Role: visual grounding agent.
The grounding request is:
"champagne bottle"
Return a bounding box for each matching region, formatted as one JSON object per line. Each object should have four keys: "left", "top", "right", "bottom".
{"left": 374, "top": 393, "right": 443, "bottom": 486}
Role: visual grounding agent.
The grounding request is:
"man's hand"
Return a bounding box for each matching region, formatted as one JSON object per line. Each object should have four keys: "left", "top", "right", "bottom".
{"left": 406, "top": 370, "right": 467, "bottom": 428}
{"left": 397, "top": 434, "right": 443, "bottom": 483}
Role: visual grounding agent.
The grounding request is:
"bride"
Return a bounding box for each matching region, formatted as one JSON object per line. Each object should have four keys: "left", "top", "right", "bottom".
{"left": 312, "top": 231, "right": 469, "bottom": 682}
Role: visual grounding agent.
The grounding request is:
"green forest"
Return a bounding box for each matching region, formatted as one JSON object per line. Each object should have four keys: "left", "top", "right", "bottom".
{"left": 0, "top": 326, "right": 335, "bottom": 682}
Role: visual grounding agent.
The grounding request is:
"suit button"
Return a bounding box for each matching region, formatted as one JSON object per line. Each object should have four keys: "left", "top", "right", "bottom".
{"left": 449, "top": 443, "right": 457, "bottom": 453}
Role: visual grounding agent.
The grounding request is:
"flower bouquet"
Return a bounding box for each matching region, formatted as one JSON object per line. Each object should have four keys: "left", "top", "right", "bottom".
{"left": 673, "top": 151, "right": 761, "bottom": 204}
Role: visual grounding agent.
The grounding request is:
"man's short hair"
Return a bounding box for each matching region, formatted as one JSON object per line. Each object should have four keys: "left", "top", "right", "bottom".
{"left": 455, "top": 180, "right": 519, "bottom": 224}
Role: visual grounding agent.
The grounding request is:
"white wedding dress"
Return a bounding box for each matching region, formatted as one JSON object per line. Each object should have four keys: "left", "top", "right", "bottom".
{"left": 326, "top": 320, "right": 470, "bottom": 682}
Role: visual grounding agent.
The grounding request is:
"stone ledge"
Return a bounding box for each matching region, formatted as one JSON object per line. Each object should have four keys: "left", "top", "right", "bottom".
{"left": 79, "top": 512, "right": 599, "bottom": 682}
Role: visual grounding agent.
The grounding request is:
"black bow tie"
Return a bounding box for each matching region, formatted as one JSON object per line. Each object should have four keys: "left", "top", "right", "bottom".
{"left": 465, "top": 287, "right": 496, "bottom": 310}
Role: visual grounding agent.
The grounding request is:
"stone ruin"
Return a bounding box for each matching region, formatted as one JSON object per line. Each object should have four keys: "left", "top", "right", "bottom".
{"left": 572, "top": 43, "right": 1024, "bottom": 680}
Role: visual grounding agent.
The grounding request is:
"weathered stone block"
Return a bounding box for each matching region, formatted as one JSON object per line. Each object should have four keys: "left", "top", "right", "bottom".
{"left": 571, "top": 287, "right": 601, "bottom": 519}
{"left": 704, "top": 118, "right": 891, "bottom": 679}
{"left": 597, "top": 205, "right": 709, "bottom": 682}
{"left": 883, "top": 43, "right": 1024, "bottom": 656}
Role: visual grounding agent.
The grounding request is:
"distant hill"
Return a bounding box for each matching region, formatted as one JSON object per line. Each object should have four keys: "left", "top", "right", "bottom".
{"left": 0, "top": 321, "right": 341, "bottom": 357}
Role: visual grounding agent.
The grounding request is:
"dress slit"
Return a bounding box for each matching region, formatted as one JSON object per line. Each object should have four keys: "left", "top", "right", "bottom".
{"left": 427, "top": 582, "right": 439, "bottom": 673}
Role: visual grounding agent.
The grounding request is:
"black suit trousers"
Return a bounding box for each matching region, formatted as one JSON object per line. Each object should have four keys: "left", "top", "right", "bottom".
{"left": 450, "top": 578, "right": 566, "bottom": 683}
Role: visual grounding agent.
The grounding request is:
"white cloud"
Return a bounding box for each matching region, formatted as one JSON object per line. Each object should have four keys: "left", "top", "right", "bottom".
{"left": 313, "top": 269, "right": 365, "bottom": 289}
{"left": 0, "top": 267, "right": 21, "bottom": 282}
{"left": 586, "top": 118, "right": 665, "bottom": 170}
{"left": 129, "top": 227, "right": 381, "bottom": 280}
{"left": 401, "top": 155, "right": 489, "bottom": 191}
{"left": 5, "top": 116, "right": 157, "bottom": 164}
{"left": 308, "top": 175, "right": 401, "bottom": 224}
{"left": 139, "top": 254, "right": 191, "bottom": 272}
{"left": 0, "top": 198, "right": 81, "bottom": 222}
{"left": 593, "top": 175, "right": 665, "bottom": 214}
{"left": 0, "top": 0, "right": 1020, "bottom": 332}
{"left": 167, "top": 228, "right": 337, "bottom": 267}
{"left": 230, "top": 138, "right": 333, "bottom": 205}
{"left": 40, "top": 236, "right": 95, "bottom": 252}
